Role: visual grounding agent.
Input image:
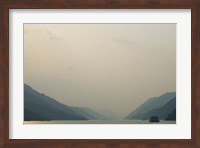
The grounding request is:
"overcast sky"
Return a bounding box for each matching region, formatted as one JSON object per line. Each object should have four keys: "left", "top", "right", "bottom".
{"left": 24, "top": 24, "right": 176, "bottom": 117}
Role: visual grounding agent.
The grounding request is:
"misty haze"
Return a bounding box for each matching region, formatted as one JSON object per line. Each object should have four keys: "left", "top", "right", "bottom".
{"left": 24, "top": 24, "right": 176, "bottom": 124}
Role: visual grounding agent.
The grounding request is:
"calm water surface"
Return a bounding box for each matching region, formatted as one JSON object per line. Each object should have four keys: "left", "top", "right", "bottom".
{"left": 24, "top": 120, "right": 176, "bottom": 124}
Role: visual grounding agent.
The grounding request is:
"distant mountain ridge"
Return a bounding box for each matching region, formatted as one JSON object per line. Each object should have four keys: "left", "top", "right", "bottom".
{"left": 125, "top": 92, "right": 176, "bottom": 120}
{"left": 94, "top": 109, "right": 123, "bottom": 120}
{"left": 24, "top": 84, "right": 109, "bottom": 121}
{"left": 24, "top": 84, "right": 176, "bottom": 121}
{"left": 143, "top": 97, "right": 176, "bottom": 119}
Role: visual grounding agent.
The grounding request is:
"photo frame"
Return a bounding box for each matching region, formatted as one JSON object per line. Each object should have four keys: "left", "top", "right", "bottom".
{"left": 0, "top": 0, "right": 200, "bottom": 147}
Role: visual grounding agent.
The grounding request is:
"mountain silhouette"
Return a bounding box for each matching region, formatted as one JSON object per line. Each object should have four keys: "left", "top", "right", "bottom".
{"left": 125, "top": 92, "right": 176, "bottom": 120}
{"left": 143, "top": 97, "right": 176, "bottom": 119}
{"left": 24, "top": 84, "right": 106, "bottom": 121}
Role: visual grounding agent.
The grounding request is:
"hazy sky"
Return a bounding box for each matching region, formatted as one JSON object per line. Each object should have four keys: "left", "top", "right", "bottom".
{"left": 24, "top": 24, "right": 176, "bottom": 117}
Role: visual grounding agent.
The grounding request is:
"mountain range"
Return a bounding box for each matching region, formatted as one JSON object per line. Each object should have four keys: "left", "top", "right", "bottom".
{"left": 24, "top": 84, "right": 176, "bottom": 121}
{"left": 125, "top": 92, "right": 176, "bottom": 120}
{"left": 24, "top": 84, "right": 110, "bottom": 121}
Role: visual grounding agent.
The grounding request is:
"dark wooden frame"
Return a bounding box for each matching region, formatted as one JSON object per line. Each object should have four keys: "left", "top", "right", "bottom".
{"left": 0, "top": 0, "right": 200, "bottom": 147}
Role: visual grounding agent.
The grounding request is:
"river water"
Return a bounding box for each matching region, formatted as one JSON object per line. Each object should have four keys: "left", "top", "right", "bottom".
{"left": 24, "top": 120, "right": 176, "bottom": 124}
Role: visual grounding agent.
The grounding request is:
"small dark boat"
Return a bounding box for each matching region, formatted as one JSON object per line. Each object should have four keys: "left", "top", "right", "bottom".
{"left": 149, "top": 116, "right": 160, "bottom": 122}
